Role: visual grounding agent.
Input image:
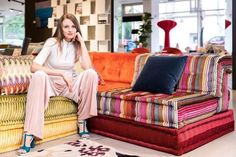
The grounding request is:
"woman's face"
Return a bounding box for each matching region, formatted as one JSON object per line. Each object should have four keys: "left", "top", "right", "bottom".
{"left": 62, "top": 18, "right": 77, "bottom": 41}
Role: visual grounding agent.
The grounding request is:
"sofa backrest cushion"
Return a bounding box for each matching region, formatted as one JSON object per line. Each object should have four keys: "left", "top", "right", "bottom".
{"left": 132, "top": 56, "right": 187, "bottom": 94}
{"left": 131, "top": 53, "right": 231, "bottom": 96}
{"left": 0, "top": 55, "right": 34, "bottom": 95}
{"left": 176, "top": 54, "right": 229, "bottom": 96}
{"left": 89, "top": 52, "right": 138, "bottom": 84}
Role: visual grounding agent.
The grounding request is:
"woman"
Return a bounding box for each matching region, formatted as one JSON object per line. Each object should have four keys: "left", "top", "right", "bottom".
{"left": 18, "top": 14, "right": 98, "bottom": 154}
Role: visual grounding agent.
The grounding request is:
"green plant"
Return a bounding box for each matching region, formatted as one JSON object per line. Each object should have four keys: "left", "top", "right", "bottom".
{"left": 138, "top": 12, "right": 152, "bottom": 47}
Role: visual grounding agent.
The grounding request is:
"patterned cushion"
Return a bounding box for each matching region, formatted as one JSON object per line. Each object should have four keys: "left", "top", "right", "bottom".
{"left": 131, "top": 53, "right": 231, "bottom": 97}
{"left": 0, "top": 55, "right": 34, "bottom": 95}
{"left": 176, "top": 54, "right": 227, "bottom": 95}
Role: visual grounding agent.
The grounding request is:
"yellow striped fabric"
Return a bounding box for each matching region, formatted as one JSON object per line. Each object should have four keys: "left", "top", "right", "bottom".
{"left": 0, "top": 116, "right": 77, "bottom": 153}
{"left": 0, "top": 94, "right": 77, "bottom": 124}
{"left": 0, "top": 94, "right": 78, "bottom": 153}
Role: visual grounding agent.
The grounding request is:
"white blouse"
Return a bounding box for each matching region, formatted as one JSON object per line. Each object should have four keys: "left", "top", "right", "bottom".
{"left": 33, "top": 38, "right": 77, "bottom": 74}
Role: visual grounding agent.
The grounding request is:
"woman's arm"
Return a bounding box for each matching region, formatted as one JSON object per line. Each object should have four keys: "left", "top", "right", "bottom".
{"left": 75, "top": 32, "right": 92, "bottom": 70}
{"left": 31, "top": 62, "right": 73, "bottom": 92}
{"left": 31, "top": 62, "right": 63, "bottom": 76}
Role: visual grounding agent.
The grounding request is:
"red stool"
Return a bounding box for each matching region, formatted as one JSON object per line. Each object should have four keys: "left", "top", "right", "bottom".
{"left": 157, "top": 20, "right": 177, "bottom": 49}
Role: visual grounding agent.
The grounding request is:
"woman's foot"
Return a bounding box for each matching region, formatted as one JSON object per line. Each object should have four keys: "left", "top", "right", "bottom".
{"left": 78, "top": 120, "right": 90, "bottom": 138}
{"left": 17, "top": 133, "right": 35, "bottom": 155}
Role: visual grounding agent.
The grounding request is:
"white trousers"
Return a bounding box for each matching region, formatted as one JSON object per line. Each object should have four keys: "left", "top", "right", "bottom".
{"left": 24, "top": 69, "right": 98, "bottom": 139}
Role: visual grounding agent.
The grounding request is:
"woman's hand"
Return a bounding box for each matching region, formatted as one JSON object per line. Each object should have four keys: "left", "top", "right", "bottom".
{"left": 73, "top": 32, "right": 84, "bottom": 42}
{"left": 62, "top": 73, "right": 73, "bottom": 92}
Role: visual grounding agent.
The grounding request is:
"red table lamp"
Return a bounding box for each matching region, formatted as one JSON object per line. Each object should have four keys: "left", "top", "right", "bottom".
{"left": 157, "top": 20, "right": 177, "bottom": 49}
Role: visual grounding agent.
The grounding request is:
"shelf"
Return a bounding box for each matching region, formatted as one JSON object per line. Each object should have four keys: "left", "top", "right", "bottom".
{"left": 49, "top": 0, "right": 111, "bottom": 52}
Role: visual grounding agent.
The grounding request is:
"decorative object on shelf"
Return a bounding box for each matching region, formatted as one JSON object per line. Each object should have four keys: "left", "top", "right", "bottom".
{"left": 138, "top": 12, "right": 152, "bottom": 48}
{"left": 35, "top": 1, "right": 53, "bottom": 28}
{"left": 157, "top": 19, "right": 177, "bottom": 49}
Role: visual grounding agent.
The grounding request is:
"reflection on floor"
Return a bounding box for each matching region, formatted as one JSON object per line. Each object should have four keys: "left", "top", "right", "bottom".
{"left": 1, "top": 91, "right": 236, "bottom": 157}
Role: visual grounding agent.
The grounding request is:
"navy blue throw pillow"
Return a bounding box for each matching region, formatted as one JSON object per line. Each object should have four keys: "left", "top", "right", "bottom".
{"left": 132, "top": 56, "right": 187, "bottom": 94}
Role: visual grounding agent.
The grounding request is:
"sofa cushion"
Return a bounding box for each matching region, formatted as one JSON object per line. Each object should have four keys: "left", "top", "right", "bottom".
{"left": 89, "top": 52, "right": 138, "bottom": 84}
{"left": 132, "top": 56, "right": 187, "bottom": 94}
{"left": 0, "top": 55, "right": 34, "bottom": 95}
{"left": 131, "top": 53, "right": 180, "bottom": 87}
{"left": 176, "top": 54, "right": 230, "bottom": 96}
{"left": 97, "top": 88, "right": 217, "bottom": 128}
{"left": 131, "top": 53, "right": 232, "bottom": 97}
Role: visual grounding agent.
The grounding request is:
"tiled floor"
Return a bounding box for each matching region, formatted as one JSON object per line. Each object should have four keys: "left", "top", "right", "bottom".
{"left": 1, "top": 91, "right": 236, "bottom": 157}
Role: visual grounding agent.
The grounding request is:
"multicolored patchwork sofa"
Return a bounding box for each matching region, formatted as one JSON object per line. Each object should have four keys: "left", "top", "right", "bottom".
{"left": 0, "top": 52, "right": 234, "bottom": 156}
{"left": 87, "top": 52, "right": 234, "bottom": 155}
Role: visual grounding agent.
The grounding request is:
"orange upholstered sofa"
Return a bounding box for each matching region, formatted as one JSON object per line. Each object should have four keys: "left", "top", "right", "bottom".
{"left": 88, "top": 52, "right": 234, "bottom": 155}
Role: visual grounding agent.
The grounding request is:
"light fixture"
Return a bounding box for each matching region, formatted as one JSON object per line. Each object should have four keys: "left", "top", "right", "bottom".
{"left": 9, "top": 8, "right": 22, "bottom": 14}
{"left": 8, "top": 0, "right": 24, "bottom": 5}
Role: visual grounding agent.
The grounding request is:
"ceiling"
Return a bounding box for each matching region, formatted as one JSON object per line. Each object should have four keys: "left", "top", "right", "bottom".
{"left": 0, "top": 0, "right": 25, "bottom": 17}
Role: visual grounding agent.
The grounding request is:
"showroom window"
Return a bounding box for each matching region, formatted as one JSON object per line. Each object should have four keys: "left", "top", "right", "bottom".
{"left": 3, "top": 15, "right": 24, "bottom": 46}
{"left": 158, "top": 0, "right": 225, "bottom": 51}
{"left": 121, "top": 3, "right": 143, "bottom": 51}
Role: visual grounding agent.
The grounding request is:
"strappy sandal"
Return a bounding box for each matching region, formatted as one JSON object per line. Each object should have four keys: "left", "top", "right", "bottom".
{"left": 17, "top": 133, "right": 35, "bottom": 155}
{"left": 78, "top": 120, "right": 90, "bottom": 138}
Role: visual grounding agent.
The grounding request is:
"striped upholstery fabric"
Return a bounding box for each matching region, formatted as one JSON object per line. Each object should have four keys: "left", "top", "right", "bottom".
{"left": 176, "top": 54, "right": 231, "bottom": 96}
{"left": 0, "top": 55, "right": 34, "bottom": 95}
{"left": 131, "top": 53, "right": 232, "bottom": 97}
{"left": 0, "top": 94, "right": 78, "bottom": 153}
{"left": 0, "top": 94, "right": 77, "bottom": 124}
{"left": 97, "top": 88, "right": 217, "bottom": 128}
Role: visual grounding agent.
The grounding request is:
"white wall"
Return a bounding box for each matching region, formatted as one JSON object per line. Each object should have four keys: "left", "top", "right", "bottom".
{"left": 143, "top": 0, "right": 159, "bottom": 52}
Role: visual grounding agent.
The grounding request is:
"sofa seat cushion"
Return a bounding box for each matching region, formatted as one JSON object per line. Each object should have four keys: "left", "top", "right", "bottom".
{"left": 98, "top": 81, "right": 131, "bottom": 92}
{"left": 89, "top": 52, "right": 138, "bottom": 84}
{"left": 97, "top": 88, "right": 218, "bottom": 128}
{"left": 0, "top": 94, "right": 77, "bottom": 125}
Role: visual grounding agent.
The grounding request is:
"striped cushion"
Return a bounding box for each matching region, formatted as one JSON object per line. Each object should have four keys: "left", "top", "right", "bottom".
{"left": 0, "top": 55, "right": 34, "bottom": 95}
{"left": 176, "top": 54, "right": 228, "bottom": 96}
{"left": 131, "top": 53, "right": 232, "bottom": 97}
{"left": 0, "top": 94, "right": 77, "bottom": 124}
{"left": 97, "top": 88, "right": 217, "bottom": 128}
